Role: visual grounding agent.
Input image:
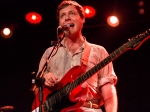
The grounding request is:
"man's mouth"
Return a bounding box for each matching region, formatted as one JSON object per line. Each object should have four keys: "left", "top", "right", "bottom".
{"left": 70, "top": 23, "right": 74, "bottom": 27}
{"left": 64, "top": 23, "right": 74, "bottom": 28}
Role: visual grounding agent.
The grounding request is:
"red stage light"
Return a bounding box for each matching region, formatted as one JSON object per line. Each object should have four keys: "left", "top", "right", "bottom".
{"left": 83, "top": 6, "right": 96, "bottom": 18}
{"left": 26, "top": 12, "right": 42, "bottom": 24}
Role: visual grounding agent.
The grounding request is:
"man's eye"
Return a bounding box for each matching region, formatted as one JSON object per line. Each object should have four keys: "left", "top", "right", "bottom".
{"left": 60, "top": 14, "right": 65, "bottom": 18}
{"left": 70, "top": 12, "right": 75, "bottom": 15}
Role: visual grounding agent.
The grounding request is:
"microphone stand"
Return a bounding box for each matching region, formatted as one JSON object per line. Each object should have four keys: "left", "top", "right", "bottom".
{"left": 31, "top": 27, "right": 65, "bottom": 112}
{"left": 34, "top": 77, "right": 45, "bottom": 112}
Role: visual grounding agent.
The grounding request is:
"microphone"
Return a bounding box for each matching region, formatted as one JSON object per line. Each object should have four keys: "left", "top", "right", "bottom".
{"left": 57, "top": 23, "right": 74, "bottom": 32}
{"left": 57, "top": 24, "right": 74, "bottom": 39}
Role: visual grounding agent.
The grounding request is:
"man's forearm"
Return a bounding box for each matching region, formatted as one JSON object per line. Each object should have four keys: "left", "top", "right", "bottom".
{"left": 101, "top": 84, "right": 118, "bottom": 112}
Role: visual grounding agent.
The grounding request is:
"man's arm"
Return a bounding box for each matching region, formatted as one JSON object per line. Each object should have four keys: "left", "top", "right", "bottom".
{"left": 101, "top": 83, "right": 118, "bottom": 112}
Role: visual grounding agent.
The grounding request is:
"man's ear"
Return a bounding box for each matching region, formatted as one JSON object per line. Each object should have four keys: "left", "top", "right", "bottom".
{"left": 82, "top": 18, "right": 85, "bottom": 23}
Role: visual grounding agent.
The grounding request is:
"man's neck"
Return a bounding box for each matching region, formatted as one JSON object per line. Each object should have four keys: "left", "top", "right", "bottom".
{"left": 64, "top": 35, "right": 84, "bottom": 55}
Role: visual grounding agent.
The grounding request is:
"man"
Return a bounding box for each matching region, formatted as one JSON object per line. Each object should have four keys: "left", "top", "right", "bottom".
{"left": 33, "top": 0, "right": 118, "bottom": 112}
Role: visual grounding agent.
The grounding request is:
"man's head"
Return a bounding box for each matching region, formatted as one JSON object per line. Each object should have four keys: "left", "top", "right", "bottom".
{"left": 56, "top": 0, "right": 85, "bottom": 20}
{"left": 57, "top": 0, "right": 85, "bottom": 37}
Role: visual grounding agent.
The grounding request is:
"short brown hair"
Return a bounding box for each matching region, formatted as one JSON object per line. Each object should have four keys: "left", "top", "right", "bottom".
{"left": 56, "top": 0, "right": 85, "bottom": 20}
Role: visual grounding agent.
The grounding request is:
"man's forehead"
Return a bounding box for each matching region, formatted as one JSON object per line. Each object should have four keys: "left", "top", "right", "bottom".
{"left": 59, "top": 5, "right": 77, "bottom": 14}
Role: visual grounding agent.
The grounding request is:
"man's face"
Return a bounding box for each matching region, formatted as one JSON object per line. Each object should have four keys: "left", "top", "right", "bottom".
{"left": 59, "top": 5, "right": 84, "bottom": 36}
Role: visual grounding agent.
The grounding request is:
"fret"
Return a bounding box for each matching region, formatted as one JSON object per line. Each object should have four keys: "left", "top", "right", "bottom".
{"left": 70, "top": 80, "right": 76, "bottom": 90}
{"left": 96, "top": 63, "right": 102, "bottom": 70}
{"left": 71, "top": 82, "right": 77, "bottom": 89}
{"left": 47, "top": 86, "right": 68, "bottom": 104}
{"left": 118, "top": 46, "right": 123, "bottom": 54}
{"left": 70, "top": 82, "right": 76, "bottom": 90}
{"left": 44, "top": 101, "right": 49, "bottom": 111}
{"left": 99, "top": 59, "right": 105, "bottom": 68}
{"left": 92, "top": 66, "right": 97, "bottom": 74}
{"left": 110, "top": 53, "right": 116, "bottom": 60}
{"left": 83, "top": 71, "right": 89, "bottom": 79}
{"left": 48, "top": 100, "right": 52, "bottom": 110}
{"left": 87, "top": 71, "right": 92, "bottom": 77}
{"left": 50, "top": 96, "right": 56, "bottom": 104}
{"left": 107, "top": 55, "right": 112, "bottom": 63}
{"left": 113, "top": 49, "right": 117, "bottom": 58}
{"left": 73, "top": 76, "right": 85, "bottom": 87}
{"left": 109, "top": 46, "right": 125, "bottom": 61}
{"left": 115, "top": 49, "right": 120, "bottom": 57}
{"left": 110, "top": 53, "right": 117, "bottom": 60}
{"left": 58, "top": 92, "right": 61, "bottom": 101}
{"left": 59, "top": 88, "right": 66, "bottom": 97}
{"left": 119, "top": 45, "right": 127, "bottom": 53}
{"left": 70, "top": 80, "right": 77, "bottom": 91}
{"left": 76, "top": 77, "right": 83, "bottom": 85}
{"left": 115, "top": 49, "right": 121, "bottom": 56}
{"left": 89, "top": 69, "right": 93, "bottom": 77}
{"left": 71, "top": 72, "right": 90, "bottom": 89}
{"left": 46, "top": 98, "right": 53, "bottom": 111}
{"left": 54, "top": 93, "right": 60, "bottom": 101}
{"left": 103, "top": 58, "right": 109, "bottom": 65}
{"left": 64, "top": 84, "right": 71, "bottom": 94}
{"left": 87, "top": 69, "right": 92, "bottom": 78}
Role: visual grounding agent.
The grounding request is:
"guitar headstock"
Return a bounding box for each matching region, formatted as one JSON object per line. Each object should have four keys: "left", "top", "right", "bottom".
{"left": 126, "top": 29, "right": 150, "bottom": 50}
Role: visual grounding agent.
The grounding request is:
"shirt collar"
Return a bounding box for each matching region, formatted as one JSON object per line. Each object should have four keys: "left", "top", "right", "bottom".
{"left": 60, "top": 36, "right": 86, "bottom": 51}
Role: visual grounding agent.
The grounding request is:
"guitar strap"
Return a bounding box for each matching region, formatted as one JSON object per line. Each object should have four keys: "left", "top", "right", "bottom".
{"left": 80, "top": 41, "right": 91, "bottom": 67}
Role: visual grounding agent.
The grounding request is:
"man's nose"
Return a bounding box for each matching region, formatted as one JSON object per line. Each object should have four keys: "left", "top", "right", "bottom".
{"left": 65, "top": 15, "right": 71, "bottom": 21}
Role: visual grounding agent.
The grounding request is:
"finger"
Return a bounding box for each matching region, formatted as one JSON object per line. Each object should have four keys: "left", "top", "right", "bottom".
{"left": 48, "top": 77, "right": 58, "bottom": 84}
{"left": 45, "top": 79, "right": 55, "bottom": 87}
{"left": 51, "top": 76, "right": 59, "bottom": 83}
{"left": 47, "top": 77, "right": 54, "bottom": 83}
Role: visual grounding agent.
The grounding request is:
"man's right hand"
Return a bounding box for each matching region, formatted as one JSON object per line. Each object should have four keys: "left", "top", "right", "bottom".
{"left": 43, "top": 72, "right": 59, "bottom": 87}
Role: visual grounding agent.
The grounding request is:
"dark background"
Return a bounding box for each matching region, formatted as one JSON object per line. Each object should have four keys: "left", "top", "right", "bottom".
{"left": 0, "top": 0, "right": 150, "bottom": 112}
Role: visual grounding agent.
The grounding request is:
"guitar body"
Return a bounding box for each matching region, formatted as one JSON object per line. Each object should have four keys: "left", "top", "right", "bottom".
{"left": 32, "top": 65, "right": 88, "bottom": 112}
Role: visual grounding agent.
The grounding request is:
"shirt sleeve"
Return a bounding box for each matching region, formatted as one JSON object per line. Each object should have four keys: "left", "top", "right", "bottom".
{"left": 97, "top": 46, "right": 117, "bottom": 87}
{"left": 36, "top": 47, "right": 52, "bottom": 77}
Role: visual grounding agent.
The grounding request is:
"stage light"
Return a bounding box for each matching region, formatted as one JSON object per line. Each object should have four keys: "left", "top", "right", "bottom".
{"left": 83, "top": 6, "right": 96, "bottom": 18}
{"left": 138, "top": 1, "right": 145, "bottom": 15}
{"left": 1, "top": 27, "right": 13, "bottom": 39}
{"left": 139, "top": 8, "right": 145, "bottom": 15}
{"left": 107, "top": 16, "right": 119, "bottom": 27}
{"left": 26, "top": 12, "right": 42, "bottom": 24}
{"left": 138, "top": 1, "right": 144, "bottom": 7}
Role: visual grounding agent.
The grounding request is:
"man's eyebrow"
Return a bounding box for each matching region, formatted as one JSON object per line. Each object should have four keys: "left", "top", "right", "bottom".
{"left": 60, "top": 12, "right": 66, "bottom": 16}
{"left": 60, "top": 11, "right": 66, "bottom": 14}
{"left": 60, "top": 10, "right": 76, "bottom": 16}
